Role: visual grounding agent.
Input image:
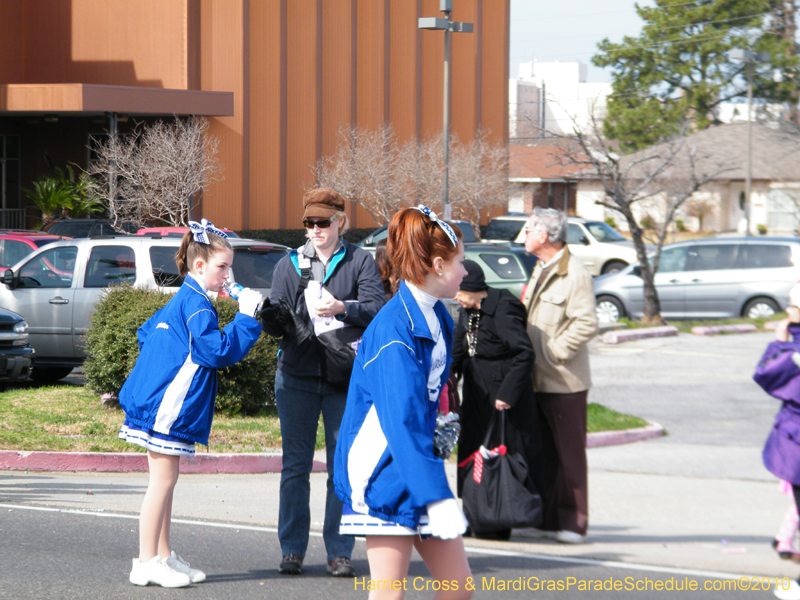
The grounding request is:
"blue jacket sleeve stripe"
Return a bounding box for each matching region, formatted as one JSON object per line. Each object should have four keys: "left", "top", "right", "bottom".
{"left": 153, "top": 352, "right": 199, "bottom": 434}
{"left": 363, "top": 341, "right": 415, "bottom": 369}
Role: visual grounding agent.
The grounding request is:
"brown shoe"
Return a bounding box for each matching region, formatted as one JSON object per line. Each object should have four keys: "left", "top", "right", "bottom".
{"left": 279, "top": 554, "right": 303, "bottom": 574}
{"left": 327, "top": 556, "right": 355, "bottom": 577}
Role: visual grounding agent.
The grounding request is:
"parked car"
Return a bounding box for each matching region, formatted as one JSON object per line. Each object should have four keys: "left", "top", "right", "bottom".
{"left": 0, "top": 233, "right": 70, "bottom": 272}
{"left": 593, "top": 237, "right": 800, "bottom": 324}
{"left": 0, "top": 306, "right": 34, "bottom": 384}
{"left": 485, "top": 214, "right": 644, "bottom": 276}
{"left": 481, "top": 214, "right": 530, "bottom": 244}
{"left": 137, "top": 226, "right": 239, "bottom": 238}
{"left": 45, "top": 218, "right": 138, "bottom": 238}
{"left": 0, "top": 235, "right": 288, "bottom": 382}
{"left": 357, "top": 219, "right": 478, "bottom": 249}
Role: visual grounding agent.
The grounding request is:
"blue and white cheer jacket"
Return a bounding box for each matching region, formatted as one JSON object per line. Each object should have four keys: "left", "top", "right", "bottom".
{"left": 119, "top": 277, "right": 262, "bottom": 445}
{"left": 334, "top": 280, "right": 454, "bottom": 530}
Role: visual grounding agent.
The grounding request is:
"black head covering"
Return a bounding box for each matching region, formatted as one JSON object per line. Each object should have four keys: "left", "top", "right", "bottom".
{"left": 460, "top": 259, "right": 488, "bottom": 292}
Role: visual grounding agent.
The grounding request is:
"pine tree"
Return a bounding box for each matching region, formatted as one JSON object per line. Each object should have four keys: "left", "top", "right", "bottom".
{"left": 593, "top": 0, "right": 799, "bottom": 151}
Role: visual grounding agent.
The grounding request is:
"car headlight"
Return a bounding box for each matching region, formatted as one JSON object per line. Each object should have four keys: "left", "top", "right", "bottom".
{"left": 13, "top": 321, "right": 28, "bottom": 334}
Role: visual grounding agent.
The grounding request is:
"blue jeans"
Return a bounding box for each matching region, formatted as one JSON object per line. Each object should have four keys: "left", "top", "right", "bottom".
{"left": 275, "top": 369, "right": 354, "bottom": 561}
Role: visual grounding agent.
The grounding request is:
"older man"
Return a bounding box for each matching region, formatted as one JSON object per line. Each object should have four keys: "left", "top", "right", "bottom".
{"left": 521, "top": 207, "right": 597, "bottom": 544}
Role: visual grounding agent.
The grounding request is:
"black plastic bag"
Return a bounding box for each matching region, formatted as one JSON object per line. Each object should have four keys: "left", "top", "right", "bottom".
{"left": 459, "top": 411, "right": 543, "bottom": 534}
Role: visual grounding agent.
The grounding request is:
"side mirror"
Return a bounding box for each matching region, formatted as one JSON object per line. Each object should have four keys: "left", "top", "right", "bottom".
{"left": 2, "top": 269, "right": 17, "bottom": 289}
{"left": 580, "top": 235, "right": 590, "bottom": 245}
{"left": 631, "top": 265, "right": 641, "bottom": 278}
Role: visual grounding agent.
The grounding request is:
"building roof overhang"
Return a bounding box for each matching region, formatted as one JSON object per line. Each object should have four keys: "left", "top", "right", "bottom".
{"left": 0, "top": 84, "right": 233, "bottom": 117}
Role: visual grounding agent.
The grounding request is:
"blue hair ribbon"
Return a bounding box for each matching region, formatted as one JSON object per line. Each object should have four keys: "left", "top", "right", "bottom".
{"left": 188, "top": 218, "right": 228, "bottom": 244}
{"left": 411, "top": 205, "right": 458, "bottom": 248}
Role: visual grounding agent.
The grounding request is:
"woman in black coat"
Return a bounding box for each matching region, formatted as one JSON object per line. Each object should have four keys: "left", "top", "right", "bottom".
{"left": 451, "top": 260, "right": 544, "bottom": 539}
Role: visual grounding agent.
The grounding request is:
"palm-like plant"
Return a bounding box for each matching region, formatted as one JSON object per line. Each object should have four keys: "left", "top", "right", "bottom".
{"left": 24, "top": 165, "right": 103, "bottom": 226}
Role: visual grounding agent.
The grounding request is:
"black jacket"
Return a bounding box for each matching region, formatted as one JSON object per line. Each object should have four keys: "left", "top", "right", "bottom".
{"left": 451, "top": 287, "right": 544, "bottom": 497}
{"left": 268, "top": 239, "right": 385, "bottom": 379}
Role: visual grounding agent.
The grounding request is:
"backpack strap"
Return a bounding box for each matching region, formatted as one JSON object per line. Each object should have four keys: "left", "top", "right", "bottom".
{"left": 295, "top": 246, "right": 312, "bottom": 304}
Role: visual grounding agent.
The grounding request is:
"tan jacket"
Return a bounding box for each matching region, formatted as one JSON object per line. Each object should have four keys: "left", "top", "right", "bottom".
{"left": 522, "top": 246, "right": 597, "bottom": 394}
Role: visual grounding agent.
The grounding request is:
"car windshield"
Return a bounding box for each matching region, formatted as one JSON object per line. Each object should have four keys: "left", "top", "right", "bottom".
{"left": 484, "top": 220, "right": 524, "bottom": 241}
{"left": 585, "top": 221, "right": 627, "bottom": 243}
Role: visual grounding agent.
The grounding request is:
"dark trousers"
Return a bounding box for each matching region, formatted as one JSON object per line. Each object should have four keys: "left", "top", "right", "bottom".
{"left": 537, "top": 390, "right": 588, "bottom": 536}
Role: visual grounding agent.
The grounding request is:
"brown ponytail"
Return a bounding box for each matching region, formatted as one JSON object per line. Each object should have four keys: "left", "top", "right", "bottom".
{"left": 175, "top": 229, "right": 232, "bottom": 276}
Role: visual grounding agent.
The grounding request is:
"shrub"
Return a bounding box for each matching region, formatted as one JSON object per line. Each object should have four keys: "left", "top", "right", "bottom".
{"left": 84, "top": 285, "right": 279, "bottom": 415}
{"left": 675, "top": 218, "right": 686, "bottom": 232}
{"left": 640, "top": 215, "right": 655, "bottom": 230}
{"left": 604, "top": 216, "right": 617, "bottom": 229}
{"left": 757, "top": 223, "right": 768, "bottom": 235}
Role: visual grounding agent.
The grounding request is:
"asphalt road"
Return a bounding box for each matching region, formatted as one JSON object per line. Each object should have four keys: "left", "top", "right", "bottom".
{"left": 1, "top": 329, "right": 792, "bottom": 598}
{"left": 0, "top": 506, "right": 775, "bottom": 600}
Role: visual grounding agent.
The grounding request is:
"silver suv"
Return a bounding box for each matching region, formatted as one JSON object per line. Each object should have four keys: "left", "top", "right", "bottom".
{"left": 0, "top": 235, "right": 287, "bottom": 382}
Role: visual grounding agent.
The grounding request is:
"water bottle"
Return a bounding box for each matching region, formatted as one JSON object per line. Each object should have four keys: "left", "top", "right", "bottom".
{"left": 223, "top": 281, "right": 244, "bottom": 300}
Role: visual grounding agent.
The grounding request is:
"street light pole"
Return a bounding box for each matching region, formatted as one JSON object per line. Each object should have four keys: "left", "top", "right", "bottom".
{"left": 419, "top": 0, "right": 473, "bottom": 221}
{"left": 730, "top": 45, "right": 770, "bottom": 236}
{"left": 746, "top": 59, "right": 753, "bottom": 236}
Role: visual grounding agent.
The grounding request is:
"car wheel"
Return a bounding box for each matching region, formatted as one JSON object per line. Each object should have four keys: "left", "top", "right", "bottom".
{"left": 30, "top": 366, "right": 75, "bottom": 384}
{"left": 596, "top": 295, "right": 625, "bottom": 324}
{"left": 601, "top": 260, "right": 628, "bottom": 275}
{"left": 743, "top": 297, "right": 780, "bottom": 320}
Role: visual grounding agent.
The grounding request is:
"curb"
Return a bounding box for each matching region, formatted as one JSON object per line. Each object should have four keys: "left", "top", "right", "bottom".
{"left": 601, "top": 326, "right": 678, "bottom": 344}
{"left": 691, "top": 323, "right": 757, "bottom": 336}
{"left": 0, "top": 450, "right": 327, "bottom": 475}
{"left": 1, "top": 423, "right": 665, "bottom": 474}
{"left": 586, "top": 420, "right": 665, "bottom": 448}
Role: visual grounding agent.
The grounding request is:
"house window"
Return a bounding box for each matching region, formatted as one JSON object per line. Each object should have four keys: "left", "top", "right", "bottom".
{"left": 767, "top": 189, "right": 799, "bottom": 232}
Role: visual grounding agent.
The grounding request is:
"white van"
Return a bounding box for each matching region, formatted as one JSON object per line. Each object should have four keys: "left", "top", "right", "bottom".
{"left": 484, "top": 215, "right": 641, "bottom": 276}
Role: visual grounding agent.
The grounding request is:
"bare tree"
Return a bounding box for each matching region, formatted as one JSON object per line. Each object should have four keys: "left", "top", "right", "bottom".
{"left": 449, "top": 129, "right": 513, "bottom": 238}
{"left": 550, "top": 116, "right": 735, "bottom": 324}
{"left": 315, "top": 124, "right": 510, "bottom": 234}
{"left": 316, "top": 124, "right": 407, "bottom": 225}
{"left": 682, "top": 194, "right": 717, "bottom": 231}
{"left": 85, "top": 117, "right": 221, "bottom": 231}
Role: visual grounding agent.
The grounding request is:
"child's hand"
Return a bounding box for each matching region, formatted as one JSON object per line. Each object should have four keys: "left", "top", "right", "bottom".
{"left": 238, "top": 288, "right": 263, "bottom": 318}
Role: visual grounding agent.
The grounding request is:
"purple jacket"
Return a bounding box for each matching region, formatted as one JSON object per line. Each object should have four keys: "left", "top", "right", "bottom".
{"left": 758, "top": 324, "right": 800, "bottom": 485}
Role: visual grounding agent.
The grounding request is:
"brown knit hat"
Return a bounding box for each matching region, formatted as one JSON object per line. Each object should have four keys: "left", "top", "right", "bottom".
{"left": 303, "top": 188, "right": 345, "bottom": 220}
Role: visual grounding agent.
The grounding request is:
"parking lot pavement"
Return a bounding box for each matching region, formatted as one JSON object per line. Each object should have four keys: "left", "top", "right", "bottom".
{"left": 2, "top": 329, "right": 796, "bottom": 585}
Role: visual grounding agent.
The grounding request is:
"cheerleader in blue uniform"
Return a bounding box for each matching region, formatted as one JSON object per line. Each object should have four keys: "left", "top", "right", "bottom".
{"left": 335, "top": 206, "right": 473, "bottom": 599}
{"left": 118, "top": 219, "right": 263, "bottom": 588}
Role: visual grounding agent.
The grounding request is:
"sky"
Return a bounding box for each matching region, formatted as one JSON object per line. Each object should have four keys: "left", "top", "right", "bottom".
{"left": 509, "top": 0, "right": 653, "bottom": 82}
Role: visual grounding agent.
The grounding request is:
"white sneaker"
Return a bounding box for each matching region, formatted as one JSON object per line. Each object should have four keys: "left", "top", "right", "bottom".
{"left": 165, "top": 551, "right": 206, "bottom": 583}
{"left": 555, "top": 530, "right": 587, "bottom": 544}
{"left": 776, "top": 579, "right": 800, "bottom": 600}
{"left": 129, "top": 555, "right": 191, "bottom": 588}
{"left": 527, "top": 528, "right": 558, "bottom": 539}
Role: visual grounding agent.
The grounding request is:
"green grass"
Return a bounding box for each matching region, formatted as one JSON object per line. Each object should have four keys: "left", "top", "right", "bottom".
{"left": 0, "top": 387, "right": 651, "bottom": 453}
{"left": 0, "top": 386, "right": 284, "bottom": 453}
{"left": 587, "top": 402, "right": 648, "bottom": 433}
{"left": 617, "top": 312, "right": 785, "bottom": 334}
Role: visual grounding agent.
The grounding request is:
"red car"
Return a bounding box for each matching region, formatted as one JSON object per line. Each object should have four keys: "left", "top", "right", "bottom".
{"left": 136, "top": 226, "right": 239, "bottom": 238}
{"left": 0, "top": 233, "right": 70, "bottom": 272}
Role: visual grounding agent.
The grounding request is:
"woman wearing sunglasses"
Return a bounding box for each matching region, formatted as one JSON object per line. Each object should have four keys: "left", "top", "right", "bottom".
{"left": 261, "top": 188, "right": 385, "bottom": 578}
